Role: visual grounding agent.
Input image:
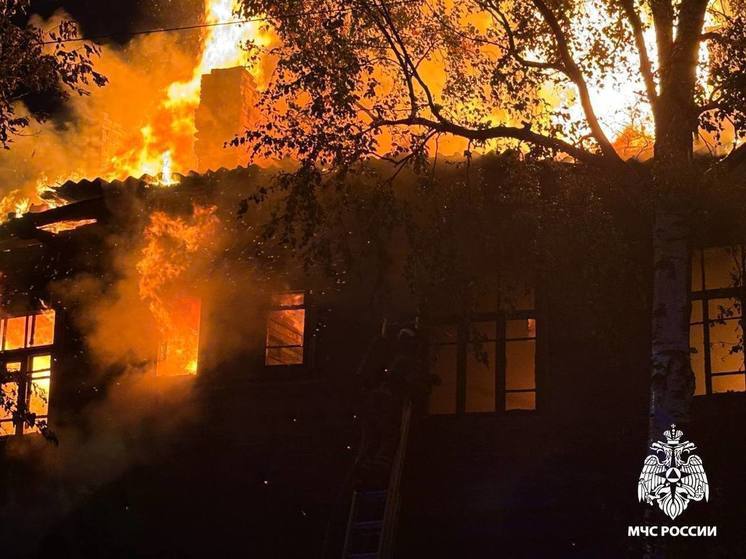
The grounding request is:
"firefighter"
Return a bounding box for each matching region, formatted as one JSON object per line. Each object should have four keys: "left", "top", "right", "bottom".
{"left": 355, "top": 321, "right": 431, "bottom": 487}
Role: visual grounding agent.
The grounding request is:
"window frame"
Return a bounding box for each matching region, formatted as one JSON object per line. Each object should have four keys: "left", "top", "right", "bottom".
{"left": 691, "top": 246, "right": 746, "bottom": 396}
{"left": 427, "top": 309, "right": 539, "bottom": 415}
{"left": 154, "top": 296, "right": 203, "bottom": 377}
{"left": 0, "top": 311, "right": 56, "bottom": 437}
{"left": 264, "top": 291, "right": 308, "bottom": 369}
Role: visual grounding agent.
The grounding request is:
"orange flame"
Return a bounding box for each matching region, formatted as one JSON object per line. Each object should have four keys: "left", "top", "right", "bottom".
{"left": 0, "top": 0, "right": 267, "bottom": 222}
{"left": 137, "top": 205, "right": 219, "bottom": 376}
{"left": 104, "top": 0, "right": 267, "bottom": 182}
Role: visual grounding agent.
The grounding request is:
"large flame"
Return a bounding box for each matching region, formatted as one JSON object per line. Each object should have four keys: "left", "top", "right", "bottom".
{"left": 137, "top": 205, "right": 219, "bottom": 376}
{"left": 107, "top": 0, "right": 267, "bottom": 183}
{"left": 0, "top": 0, "right": 725, "bottom": 222}
{"left": 0, "top": 0, "right": 267, "bottom": 223}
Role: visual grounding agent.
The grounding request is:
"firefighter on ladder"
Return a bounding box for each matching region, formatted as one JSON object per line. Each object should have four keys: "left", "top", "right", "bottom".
{"left": 354, "top": 319, "right": 433, "bottom": 488}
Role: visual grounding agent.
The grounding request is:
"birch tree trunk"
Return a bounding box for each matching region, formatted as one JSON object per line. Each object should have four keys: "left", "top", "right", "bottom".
{"left": 649, "top": 209, "right": 694, "bottom": 437}
{"left": 647, "top": 0, "right": 704, "bottom": 455}
{"left": 645, "top": 4, "right": 704, "bottom": 546}
{"left": 643, "top": 211, "right": 694, "bottom": 559}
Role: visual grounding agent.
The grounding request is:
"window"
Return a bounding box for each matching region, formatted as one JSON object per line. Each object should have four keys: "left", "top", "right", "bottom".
{"left": 428, "top": 312, "right": 537, "bottom": 414}
{"left": 155, "top": 296, "right": 202, "bottom": 376}
{"left": 265, "top": 292, "right": 305, "bottom": 366}
{"left": 0, "top": 310, "right": 55, "bottom": 436}
{"left": 690, "top": 246, "right": 746, "bottom": 395}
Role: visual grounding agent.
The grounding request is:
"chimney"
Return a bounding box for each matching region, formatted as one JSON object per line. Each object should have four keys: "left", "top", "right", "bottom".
{"left": 195, "top": 67, "right": 257, "bottom": 172}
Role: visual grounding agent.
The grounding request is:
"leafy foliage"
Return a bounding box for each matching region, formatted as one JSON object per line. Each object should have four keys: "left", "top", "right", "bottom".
{"left": 0, "top": 0, "right": 107, "bottom": 148}
{"left": 235, "top": 0, "right": 746, "bottom": 178}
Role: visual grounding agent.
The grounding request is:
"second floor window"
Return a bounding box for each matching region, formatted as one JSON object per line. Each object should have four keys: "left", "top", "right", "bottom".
{"left": 265, "top": 292, "right": 305, "bottom": 366}
{"left": 428, "top": 312, "right": 537, "bottom": 414}
{"left": 690, "top": 246, "right": 745, "bottom": 395}
{"left": 155, "top": 296, "right": 202, "bottom": 377}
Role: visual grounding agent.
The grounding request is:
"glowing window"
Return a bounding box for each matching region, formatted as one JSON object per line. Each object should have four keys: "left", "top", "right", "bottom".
{"left": 265, "top": 292, "right": 305, "bottom": 366}
{"left": 0, "top": 310, "right": 56, "bottom": 350}
{"left": 505, "top": 319, "right": 537, "bottom": 411}
{"left": 25, "top": 355, "right": 51, "bottom": 434}
{"left": 155, "top": 297, "right": 202, "bottom": 376}
{"left": 0, "top": 377, "right": 19, "bottom": 437}
{"left": 429, "top": 315, "right": 537, "bottom": 415}
{"left": 690, "top": 247, "right": 746, "bottom": 395}
{"left": 0, "top": 355, "right": 53, "bottom": 437}
{"left": 0, "top": 310, "right": 56, "bottom": 437}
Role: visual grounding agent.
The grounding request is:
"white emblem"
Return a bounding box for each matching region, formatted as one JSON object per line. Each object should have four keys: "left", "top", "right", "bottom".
{"left": 637, "top": 424, "right": 709, "bottom": 520}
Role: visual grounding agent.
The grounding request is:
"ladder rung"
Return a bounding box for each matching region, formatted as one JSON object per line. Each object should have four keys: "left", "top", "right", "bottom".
{"left": 352, "top": 520, "right": 383, "bottom": 532}
{"left": 357, "top": 489, "right": 386, "bottom": 500}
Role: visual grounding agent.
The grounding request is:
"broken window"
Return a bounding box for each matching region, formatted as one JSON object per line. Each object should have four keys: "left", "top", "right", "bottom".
{"left": 429, "top": 311, "right": 537, "bottom": 415}
{"left": 690, "top": 246, "right": 746, "bottom": 395}
{"left": 265, "top": 292, "right": 305, "bottom": 366}
{"left": 0, "top": 310, "right": 55, "bottom": 436}
{"left": 155, "top": 297, "right": 202, "bottom": 376}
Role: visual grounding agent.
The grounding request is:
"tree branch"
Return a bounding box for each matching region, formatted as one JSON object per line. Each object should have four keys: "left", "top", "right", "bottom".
{"left": 650, "top": 0, "right": 674, "bottom": 71}
{"left": 361, "top": 3, "right": 423, "bottom": 120}
{"left": 488, "top": 4, "right": 563, "bottom": 71}
{"left": 531, "top": 0, "right": 622, "bottom": 163}
{"left": 618, "top": 0, "right": 658, "bottom": 108}
{"left": 700, "top": 31, "right": 723, "bottom": 42}
{"left": 373, "top": 0, "right": 444, "bottom": 121}
{"left": 374, "top": 115, "right": 607, "bottom": 166}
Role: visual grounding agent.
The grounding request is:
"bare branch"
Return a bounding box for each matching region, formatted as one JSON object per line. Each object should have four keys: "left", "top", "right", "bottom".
{"left": 700, "top": 31, "right": 723, "bottom": 42}
{"left": 361, "top": 3, "right": 420, "bottom": 117}
{"left": 372, "top": 0, "right": 444, "bottom": 121}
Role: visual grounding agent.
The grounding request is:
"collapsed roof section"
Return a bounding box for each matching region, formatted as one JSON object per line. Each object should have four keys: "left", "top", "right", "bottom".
{"left": 0, "top": 165, "right": 263, "bottom": 248}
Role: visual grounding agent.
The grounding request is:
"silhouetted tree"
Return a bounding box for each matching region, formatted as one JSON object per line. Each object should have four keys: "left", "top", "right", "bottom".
{"left": 237, "top": 0, "right": 746, "bottom": 458}
{"left": 0, "top": 0, "right": 106, "bottom": 148}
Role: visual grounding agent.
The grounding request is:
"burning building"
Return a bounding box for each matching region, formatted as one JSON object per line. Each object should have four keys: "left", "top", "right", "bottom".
{"left": 2, "top": 4, "right": 746, "bottom": 556}
{"left": 1, "top": 153, "right": 746, "bottom": 558}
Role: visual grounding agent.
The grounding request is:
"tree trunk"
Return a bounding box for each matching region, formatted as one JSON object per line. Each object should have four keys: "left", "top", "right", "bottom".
{"left": 645, "top": 10, "right": 702, "bottom": 550}
{"left": 644, "top": 208, "right": 695, "bottom": 559}
{"left": 649, "top": 209, "right": 694, "bottom": 438}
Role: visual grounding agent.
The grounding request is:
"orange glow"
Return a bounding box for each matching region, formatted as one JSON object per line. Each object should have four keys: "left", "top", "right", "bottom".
{"left": 138, "top": 206, "right": 217, "bottom": 375}
{"left": 0, "top": 382, "right": 19, "bottom": 436}
{"left": 37, "top": 219, "right": 98, "bottom": 234}
{"left": 0, "top": 312, "right": 55, "bottom": 437}
{"left": 0, "top": 0, "right": 726, "bottom": 224}
{"left": 156, "top": 297, "right": 202, "bottom": 376}
{"left": 31, "top": 310, "right": 56, "bottom": 347}
{"left": 3, "top": 316, "right": 27, "bottom": 350}
{"left": 265, "top": 293, "right": 305, "bottom": 366}
{"left": 0, "top": 311, "right": 56, "bottom": 350}
{"left": 1, "top": 0, "right": 268, "bottom": 222}
{"left": 104, "top": 0, "right": 268, "bottom": 183}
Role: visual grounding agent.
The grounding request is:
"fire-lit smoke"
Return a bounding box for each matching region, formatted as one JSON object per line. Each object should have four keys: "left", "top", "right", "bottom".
{"left": 0, "top": 0, "right": 727, "bottom": 215}
{"left": 0, "top": 0, "right": 270, "bottom": 220}
{"left": 138, "top": 205, "right": 219, "bottom": 376}
{"left": 110, "top": 0, "right": 269, "bottom": 183}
